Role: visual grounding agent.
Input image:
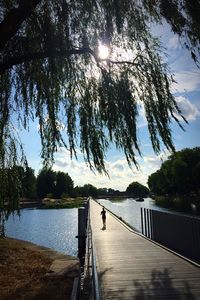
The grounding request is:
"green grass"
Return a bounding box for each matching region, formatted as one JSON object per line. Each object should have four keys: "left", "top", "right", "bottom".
{"left": 41, "top": 197, "right": 85, "bottom": 209}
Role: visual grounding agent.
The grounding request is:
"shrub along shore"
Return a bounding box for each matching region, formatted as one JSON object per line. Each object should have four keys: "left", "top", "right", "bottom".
{"left": 41, "top": 197, "right": 85, "bottom": 209}
{"left": 154, "top": 195, "right": 200, "bottom": 216}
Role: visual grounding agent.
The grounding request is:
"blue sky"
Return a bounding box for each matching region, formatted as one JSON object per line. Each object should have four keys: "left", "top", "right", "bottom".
{"left": 19, "top": 23, "right": 200, "bottom": 191}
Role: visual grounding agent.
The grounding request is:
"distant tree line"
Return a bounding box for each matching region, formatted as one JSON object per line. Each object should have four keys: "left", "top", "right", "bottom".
{"left": 0, "top": 165, "right": 149, "bottom": 203}
{"left": 2, "top": 147, "right": 199, "bottom": 205}
{"left": 36, "top": 170, "right": 149, "bottom": 199}
{"left": 148, "top": 148, "right": 200, "bottom": 197}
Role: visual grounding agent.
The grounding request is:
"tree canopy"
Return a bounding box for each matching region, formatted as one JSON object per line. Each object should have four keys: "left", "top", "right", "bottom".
{"left": 148, "top": 147, "right": 200, "bottom": 196}
{"left": 0, "top": 165, "right": 36, "bottom": 226}
{"left": 54, "top": 171, "right": 74, "bottom": 198}
{"left": 74, "top": 184, "right": 98, "bottom": 198}
{"left": 36, "top": 168, "right": 73, "bottom": 198}
{"left": 126, "top": 181, "right": 149, "bottom": 197}
{"left": 36, "top": 168, "right": 56, "bottom": 199}
{"left": 0, "top": 1, "right": 200, "bottom": 215}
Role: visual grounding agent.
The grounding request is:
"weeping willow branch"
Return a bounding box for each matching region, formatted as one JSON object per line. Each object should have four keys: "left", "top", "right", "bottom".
{"left": 0, "top": 0, "right": 41, "bottom": 51}
{"left": 0, "top": 0, "right": 193, "bottom": 205}
{"left": 0, "top": 47, "right": 94, "bottom": 74}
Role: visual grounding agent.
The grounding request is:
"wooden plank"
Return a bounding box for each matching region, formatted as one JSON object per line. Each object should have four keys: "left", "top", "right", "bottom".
{"left": 90, "top": 200, "right": 200, "bottom": 300}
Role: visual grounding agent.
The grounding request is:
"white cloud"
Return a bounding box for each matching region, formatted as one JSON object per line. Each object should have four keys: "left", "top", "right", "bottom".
{"left": 143, "top": 155, "right": 163, "bottom": 172}
{"left": 172, "top": 70, "right": 200, "bottom": 93}
{"left": 52, "top": 148, "right": 159, "bottom": 191}
{"left": 136, "top": 70, "right": 200, "bottom": 126}
{"left": 175, "top": 96, "right": 200, "bottom": 121}
{"left": 168, "top": 35, "right": 181, "bottom": 50}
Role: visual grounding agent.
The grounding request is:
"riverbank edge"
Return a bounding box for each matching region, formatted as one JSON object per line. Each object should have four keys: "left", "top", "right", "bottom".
{"left": 18, "top": 196, "right": 85, "bottom": 209}
{"left": 1, "top": 237, "right": 80, "bottom": 299}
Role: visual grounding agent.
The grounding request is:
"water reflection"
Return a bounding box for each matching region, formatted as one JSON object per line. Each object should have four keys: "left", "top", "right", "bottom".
{"left": 5, "top": 208, "right": 78, "bottom": 256}
{"left": 98, "top": 198, "right": 170, "bottom": 232}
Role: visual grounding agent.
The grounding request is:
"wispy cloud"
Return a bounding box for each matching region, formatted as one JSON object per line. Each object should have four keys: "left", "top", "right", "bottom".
{"left": 52, "top": 148, "right": 166, "bottom": 191}
{"left": 168, "top": 35, "right": 181, "bottom": 50}
{"left": 172, "top": 70, "right": 200, "bottom": 93}
{"left": 143, "top": 153, "right": 167, "bottom": 171}
{"left": 175, "top": 96, "right": 200, "bottom": 121}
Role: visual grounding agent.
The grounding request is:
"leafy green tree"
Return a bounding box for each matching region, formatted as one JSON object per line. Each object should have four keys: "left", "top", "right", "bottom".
{"left": 148, "top": 147, "right": 200, "bottom": 196}
{"left": 1, "top": 1, "right": 199, "bottom": 216}
{"left": 0, "top": 167, "right": 22, "bottom": 214}
{"left": 0, "top": 165, "right": 36, "bottom": 230}
{"left": 14, "top": 166, "right": 37, "bottom": 199}
{"left": 23, "top": 167, "right": 37, "bottom": 199}
{"left": 0, "top": 165, "right": 25, "bottom": 235}
{"left": 148, "top": 171, "right": 163, "bottom": 195}
{"left": 36, "top": 169, "right": 73, "bottom": 198}
{"left": 0, "top": 165, "right": 36, "bottom": 216}
{"left": 54, "top": 171, "right": 74, "bottom": 198}
{"left": 97, "top": 188, "right": 109, "bottom": 196}
{"left": 160, "top": 160, "right": 176, "bottom": 195}
{"left": 126, "top": 181, "right": 149, "bottom": 197}
{"left": 172, "top": 148, "right": 200, "bottom": 195}
{"left": 0, "top": 140, "right": 27, "bottom": 224}
{"left": 193, "top": 162, "right": 200, "bottom": 194}
{"left": 75, "top": 184, "right": 98, "bottom": 197}
{"left": 72, "top": 186, "right": 81, "bottom": 198}
{"left": 171, "top": 157, "right": 189, "bottom": 195}
{"left": 1, "top": 0, "right": 194, "bottom": 174}
{"left": 36, "top": 168, "right": 56, "bottom": 199}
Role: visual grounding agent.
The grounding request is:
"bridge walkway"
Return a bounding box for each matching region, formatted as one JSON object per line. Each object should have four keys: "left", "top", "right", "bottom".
{"left": 89, "top": 199, "right": 200, "bottom": 299}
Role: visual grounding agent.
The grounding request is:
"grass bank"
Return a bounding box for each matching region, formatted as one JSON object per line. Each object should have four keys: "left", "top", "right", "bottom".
{"left": 41, "top": 197, "right": 85, "bottom": 209}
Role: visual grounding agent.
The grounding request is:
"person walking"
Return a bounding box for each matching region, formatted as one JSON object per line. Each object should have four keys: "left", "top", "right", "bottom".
{"left": 100, "top": 206, "right": 106, "bottom": 229}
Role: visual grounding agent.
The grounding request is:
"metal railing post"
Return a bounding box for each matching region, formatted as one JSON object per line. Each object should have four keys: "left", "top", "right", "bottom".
{"left": 144, "top": 208, "right": 147, "bottom": 237}
{"left": 140, "top": 207, "right": 144, "bottom": 235}
{"left": 83, "top": 199, "right": 101, "bottom": 300}
{"left": 147, "top": 208, "right": 150, "bottom": 238}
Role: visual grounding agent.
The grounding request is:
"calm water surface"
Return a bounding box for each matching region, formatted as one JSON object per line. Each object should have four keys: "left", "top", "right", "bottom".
{"left": 98, "top": 197, "right": 170, "bottom": 232}
{"left": 5, "top": 198, "right": 191, "bottom": 256}
{"left": 5, "top": 208, "right": 78, "bottom": 256}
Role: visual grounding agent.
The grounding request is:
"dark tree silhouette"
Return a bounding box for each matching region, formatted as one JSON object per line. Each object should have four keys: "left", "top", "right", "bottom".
{"left": 54, "top": 171, "right": 74, "bottom": 198}
{"left": 1, "top": 0, "right": 199, "bottom": 216}
{"left": 148, "top": 147, "right": 200, "bottom": 196}
{"left": 36, "top": 168, "right": 56, "bottom": 199}
{"left": 126, "top": 181, "right": 149, "bottom": 197}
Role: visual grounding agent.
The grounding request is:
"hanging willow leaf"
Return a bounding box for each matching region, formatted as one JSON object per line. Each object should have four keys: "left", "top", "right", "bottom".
{"left": 1, "top": 0, "right": 199, "bottom": 217}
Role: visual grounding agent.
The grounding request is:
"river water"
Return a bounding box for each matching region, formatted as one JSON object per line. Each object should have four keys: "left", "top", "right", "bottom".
{"left": 5, "top": 208, "right": 78, "bottom": 256}
{"left": 4, "top": 198, "right": 189, "bottom": 256}
{"left": 98, "top": 197, "right": 170, "bottom": 232}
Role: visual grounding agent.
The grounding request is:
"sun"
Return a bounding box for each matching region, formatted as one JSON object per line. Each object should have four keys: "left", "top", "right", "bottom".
{"left": 98, "top": 43, "right": 109, "bottom": 60}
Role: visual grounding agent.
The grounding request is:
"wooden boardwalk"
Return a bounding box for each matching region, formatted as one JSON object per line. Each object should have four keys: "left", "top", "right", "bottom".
{"left": 90, "top": 200, "right": 200, "bottom": 300}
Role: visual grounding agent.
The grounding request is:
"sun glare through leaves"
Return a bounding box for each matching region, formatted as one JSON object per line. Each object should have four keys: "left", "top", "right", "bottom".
{"left": 98, "top": 43, "right": 109, "bottom": 60}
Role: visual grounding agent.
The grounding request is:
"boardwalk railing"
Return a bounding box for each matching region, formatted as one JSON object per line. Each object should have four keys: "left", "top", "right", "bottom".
{"left": 141, "top": 208, "right": 200, "bottom": 263}
{"left": 83, "top": 200, "right": 101, "bottom": 300}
